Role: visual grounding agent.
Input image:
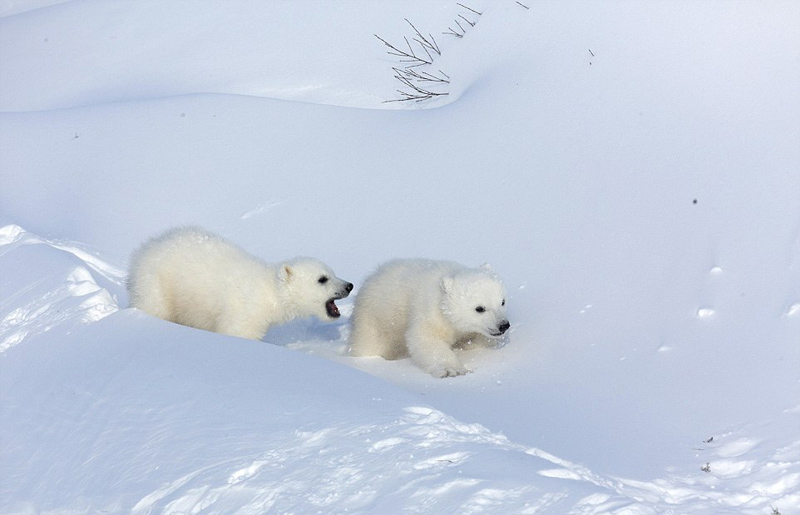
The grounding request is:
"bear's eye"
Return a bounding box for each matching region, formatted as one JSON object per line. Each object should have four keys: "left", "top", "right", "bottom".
{"left": 475, "top": 306, "right": 485, "bottom": 313}
{"left": 318, "top": 276, "right": 328, "bottom": 284}
{"left": 502, "top": 299, "right": 506, "bottom": 306}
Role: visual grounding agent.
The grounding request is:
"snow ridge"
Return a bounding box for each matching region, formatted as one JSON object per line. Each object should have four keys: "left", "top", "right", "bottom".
{"left": 0, "top": 224, "right": 124, "bottom": 352}
{"left": 129, "top": 405, "right": 645, "bottom": 514}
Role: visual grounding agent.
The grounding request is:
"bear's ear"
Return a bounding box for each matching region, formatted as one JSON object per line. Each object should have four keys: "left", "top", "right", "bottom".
{"left": 440, "top": 276, "right": 454, "bottom": 294}
{"left": 279, "top": 264, "right": 293, "bottom": 282}
{"left": 480, "top": 262, "right": 493, "bottom": 272}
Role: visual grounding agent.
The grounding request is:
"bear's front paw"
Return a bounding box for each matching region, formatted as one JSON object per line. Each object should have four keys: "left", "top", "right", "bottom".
{"left": 430, "top": 362, "right": 471, "bottom": 378}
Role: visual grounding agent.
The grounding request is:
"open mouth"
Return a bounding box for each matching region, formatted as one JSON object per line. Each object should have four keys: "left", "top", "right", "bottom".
{"left": 325, "top": 285, "right": 353, "bottom": 319}
{"left": 325, "top": 298, "right": 341, "bottom": 318}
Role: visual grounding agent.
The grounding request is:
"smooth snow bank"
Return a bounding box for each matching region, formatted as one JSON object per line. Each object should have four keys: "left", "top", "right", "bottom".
{"left": 0, "top": 0, "right": 69, "bottom": 18}
{"left": 1, "top": 307, "right": 648, "bottom": 515}
{"left": 0, "top": 0, "right": 495, "bottom": 111}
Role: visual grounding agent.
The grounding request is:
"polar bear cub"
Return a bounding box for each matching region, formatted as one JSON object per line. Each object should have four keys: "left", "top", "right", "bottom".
{"left": 348, "top": 259, "right": 510, "bottom": 378}
{"left": 128, "top": 227, "right": 353, "bottom": 340}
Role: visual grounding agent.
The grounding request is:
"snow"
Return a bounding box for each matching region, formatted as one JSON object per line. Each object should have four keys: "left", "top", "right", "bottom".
{"left": 1, "top": 0, "right": 799, "bottom": 513}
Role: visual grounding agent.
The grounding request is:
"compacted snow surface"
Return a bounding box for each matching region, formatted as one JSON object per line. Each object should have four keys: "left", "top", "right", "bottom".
{"left": 1, "top": 1, "right": 799, "bottom": 513}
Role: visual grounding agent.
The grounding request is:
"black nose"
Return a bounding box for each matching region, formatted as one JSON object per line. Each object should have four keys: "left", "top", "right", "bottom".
{"left": 345, "top": 282, "right": 354, "bottom": 293}
{"left": 498, "top": 321, "right": 510, "bottom": 334}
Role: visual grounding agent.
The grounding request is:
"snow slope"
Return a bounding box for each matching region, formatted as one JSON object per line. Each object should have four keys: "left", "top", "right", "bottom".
{"left": 2, "top": 308, "right": 647, "bottom": 514}
{"left": 1, "top": 1, "right": 799, "bottom": 513}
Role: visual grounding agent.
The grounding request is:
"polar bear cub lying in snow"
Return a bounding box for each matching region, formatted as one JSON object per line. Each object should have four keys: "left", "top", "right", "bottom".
{"left": 348, "top": 259, "right": 510, "bottom": 378}
{"left": 128, "top": 227, "right": 352, "bottom": 340}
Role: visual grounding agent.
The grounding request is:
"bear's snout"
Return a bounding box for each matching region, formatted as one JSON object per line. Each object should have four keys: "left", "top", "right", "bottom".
{"left": 332, "top": 281, "right": 353, "bottom": 300}
{"left": 337, "top": 282, "right": 353, "bottom": 298}
{"left": 497, "top": 320, "right": 511, "bottom": 334}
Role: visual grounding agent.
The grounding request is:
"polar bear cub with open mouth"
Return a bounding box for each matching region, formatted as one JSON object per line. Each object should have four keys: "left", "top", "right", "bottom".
{"left": 348, "top": 259, "right": 510, "bottom": 378}
{"left": 128, "top": 227, "right": 353, "bottom": 340}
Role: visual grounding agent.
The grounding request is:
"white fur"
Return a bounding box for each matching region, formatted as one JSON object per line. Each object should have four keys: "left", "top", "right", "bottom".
{"left": 348, "top": 259, "right": 510, "bottom": 378}
{"left": 127, "top": 227, "right": 352, "bottom": 340}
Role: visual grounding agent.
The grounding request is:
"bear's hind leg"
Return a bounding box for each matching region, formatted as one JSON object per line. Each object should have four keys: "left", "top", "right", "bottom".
{"left": 130, "top": 274, "right": 173, "bottom": 322}
{"left": 348, "top": 316, "right": 404, "bottom": 359}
